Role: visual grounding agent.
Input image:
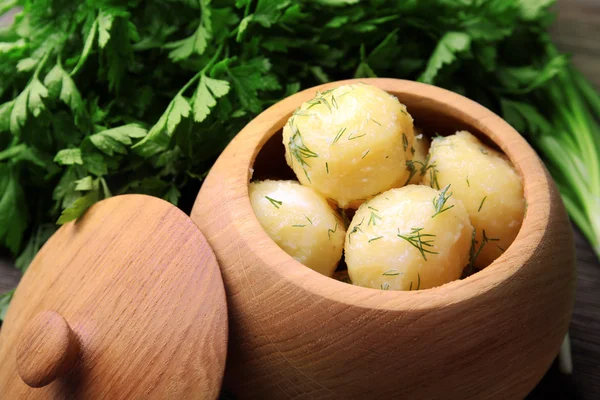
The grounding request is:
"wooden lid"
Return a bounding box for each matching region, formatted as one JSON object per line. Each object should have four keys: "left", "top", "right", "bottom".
{"left": 0, "top": 195, "right": 228, "bottom": 399}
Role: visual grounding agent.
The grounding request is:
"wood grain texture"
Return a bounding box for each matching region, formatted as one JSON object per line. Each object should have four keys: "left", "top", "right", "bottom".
{"left": 17, "top": 310, "right": 80, "bottom": 388}
{"left": 191, "top": 78, "right": 576, "bottom": 399}
{"left": 0, "top": 195, "right": 228, "bottom": 399}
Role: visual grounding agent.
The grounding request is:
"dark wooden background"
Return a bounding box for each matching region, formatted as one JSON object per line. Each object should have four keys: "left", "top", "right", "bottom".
{"left": 1, "top": 1, "right": 599, "bottom": 398}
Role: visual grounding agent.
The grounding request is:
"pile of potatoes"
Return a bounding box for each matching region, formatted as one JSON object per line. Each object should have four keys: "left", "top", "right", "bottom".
{"left": 249, "top": 83, "right": 525, "bottom": 291}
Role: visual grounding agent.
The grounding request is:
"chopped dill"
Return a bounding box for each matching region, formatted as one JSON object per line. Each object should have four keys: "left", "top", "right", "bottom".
{"left": 478, "top": 196, "right": 487, "bottom": 212}
{"left": 398, "top": 227, "right": 438, "bottom": 261}
{"left": 326, "top": 162, "right": 329, "bottom": 174}
{"left": 496, "top": 245, "right": 506, "bottom": 252}
{"left": 368, "top": 206, "right": 379, "bottom": 211}
{"left": 382, "top": 269, "right": 400, "bottom": 276}
{"left": 332, "top": 127, "right": 346, "bottom": 144}
{"left": 409, "top": 273, "right": 421, "bottom": 291}
{"left": 404, "top": 160, "right": 419, "bottom": 185}
{"left": 370, "top": 118, "right": 381, "bottom": 126}
{"left": 402, "top": 133, "right": 408, "bottom": 151}
{"left": 368, "top": 210, "right": 382, "bottom": 226}
{"left": 331, "top": 95, "right": 338, "bottom": 109}
{"left": 289, "top": 128, "right": 318, "bottom": 184}
{"left": 368, "top": 236, "right": 383, "bottom": 243}
{"left": 327, "top": 222, "right": 338, "bottom": 239}
{"left": 381, "top": 282, "right": 390, "bottom": 290}
{"left": 265, "top": 196, "right": 282, "bottom": 209}
{"left": 361, "top": 149, "right": 370, "bottom": 159}
{"left": 292, "top": 224, "right": 305, "bottom": 228}
{"left": 480, "top": 147, "right": 488, "bottom": 155}
{"left": 411, "top": 146, "right": 415, "bottom": 155}
{"left": 348, "top": 217, "right": 365, "bottom": 243}
{"left": 304, "top": 214, "right": 313, "bottom": 225}
{"left": 428, "top": 162, "right": 440, "bottom": 190}
{"left": 466, "top": 176, "right": 470, "bottom": 187}
{"left": 469, "top": 229, "right": 500, "bottom": 267}
{"left": 348, "top": 131, "right": 366, "bottom": 140}
{"left": 431, "top": 184, "right": 454, "bottom": 218}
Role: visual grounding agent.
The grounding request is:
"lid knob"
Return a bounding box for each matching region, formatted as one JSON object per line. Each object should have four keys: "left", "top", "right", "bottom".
{"left": 16, "top": 311, "right": 80, "bottom": 388}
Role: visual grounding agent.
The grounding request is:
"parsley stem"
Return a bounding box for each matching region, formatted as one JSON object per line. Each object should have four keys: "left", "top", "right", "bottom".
{"left": 33, "top": 47, "right": 53, "bottom": 79}
{"left": 177, "top": 44, "right": 225, "bottom": 97}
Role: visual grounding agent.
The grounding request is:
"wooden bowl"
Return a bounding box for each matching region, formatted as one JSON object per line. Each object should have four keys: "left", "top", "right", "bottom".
{"left": 191, "top": 78, "right": 576, "bottom": 399}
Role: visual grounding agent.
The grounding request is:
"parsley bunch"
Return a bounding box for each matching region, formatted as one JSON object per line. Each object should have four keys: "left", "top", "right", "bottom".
{"left": 0, "top": 0, "right": 598, "bottom": 289}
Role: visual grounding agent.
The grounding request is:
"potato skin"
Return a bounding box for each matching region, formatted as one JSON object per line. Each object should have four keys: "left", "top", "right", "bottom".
{"left": 249, "top": 180, "right": 346, "bottom": 277}
{"left": 345, "top": 185, "right": 473, "bottom": 291}
{"left": 282, "top": 83, "right": 415, "bottom": 208}
{"left": 422, "top": 131, "right": 525, "bottom": 268}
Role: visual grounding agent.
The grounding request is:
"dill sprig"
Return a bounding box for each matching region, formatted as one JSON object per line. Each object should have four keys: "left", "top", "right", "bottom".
{"left": 398, "top": 227, "right": 439, "bottom": 261}
{"left": 478, "top": 196, "right": 487, "bottom": 212}
{"left": 306, "top": 93, "right": 332, "bottom": 112}
{"left": 368, "top": 236, "right": 383, "bottom": 243}
{"left": 382, "top": 269, "right": 400, "bottom": 276}
{"left": 469, "top": 229, "right": 500, "bottom": 267}
{"left": 288, "top": 127, "right": 318, "bottom": 183}
{"left": 431, "top": 184, "right": 454, "bottom": 218}
{"left": 327, "top": 222, "right": 338, "bottom": 239}
{"left": 265, "top": 196, "right": 282, "bottom": 209}
{"left": 348, "top": 217, "right": 365, "bottom": 243}
{"left": 409, "top": 273, "right": 421, "bottom": 291}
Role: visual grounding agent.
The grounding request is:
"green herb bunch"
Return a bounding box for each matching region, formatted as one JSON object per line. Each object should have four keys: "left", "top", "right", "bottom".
{"left": 0, "top": 0, "right": 598, "bottom": 282}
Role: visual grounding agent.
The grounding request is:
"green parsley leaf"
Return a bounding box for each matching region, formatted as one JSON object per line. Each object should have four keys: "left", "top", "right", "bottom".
{"left": 193, "top": 75, "right": 231, "bottom": 122}
{"left": 56, "top": 186, "right": 100, "bottom": 224}
{"left": 419, "top": 32, "right": 471, "bottom": 84}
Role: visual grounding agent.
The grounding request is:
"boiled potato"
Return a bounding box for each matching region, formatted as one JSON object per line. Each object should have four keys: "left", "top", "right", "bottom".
{"left": 422, "top": 131, "right": 525, "bottom": 268}
{"left": 249, "top": 180, "right": 346, "bottom": 276}
{"left": 406, "top": 127, "right": 430, "bottom": 185}
{"left": 345, "top": 185, "right": 473, "bottom": 291}
{"left": 282, "top": 83, "right": 415, "bottom": 208}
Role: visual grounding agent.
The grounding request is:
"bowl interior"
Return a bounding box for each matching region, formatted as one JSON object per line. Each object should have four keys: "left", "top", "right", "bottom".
{"left": 251, "top": 84, "right": 519, "bottom": 290}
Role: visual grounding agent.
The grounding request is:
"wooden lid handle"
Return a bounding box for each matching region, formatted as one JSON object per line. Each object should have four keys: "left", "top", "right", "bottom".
{"left": 16, "top": 311, "right": 80, "bottom": 388}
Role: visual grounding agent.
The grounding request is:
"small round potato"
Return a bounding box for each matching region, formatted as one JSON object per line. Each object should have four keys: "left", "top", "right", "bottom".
{"left": 422, "top": 131, "right": 525, "bottom": 268}
{"left": 249, "top": 180, "right": 346, "bottom": 277}
{"left": 345, "top": 185, "right": 473, "bottom": 291}
{"left": 406, "top": 128, "right": 430, "bottom": 185}
{"left": 282, "top": 83, "right": 415, "bottom": 208}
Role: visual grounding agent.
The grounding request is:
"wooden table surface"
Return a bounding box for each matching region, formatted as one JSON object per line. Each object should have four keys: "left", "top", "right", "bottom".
{"left": 1, "top": 1, "right": 599, "bottom": 398}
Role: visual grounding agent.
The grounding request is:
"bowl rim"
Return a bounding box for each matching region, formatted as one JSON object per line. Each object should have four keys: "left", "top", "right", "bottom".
{"left": 204, "top": 78, "right": 552, "bottom": 311}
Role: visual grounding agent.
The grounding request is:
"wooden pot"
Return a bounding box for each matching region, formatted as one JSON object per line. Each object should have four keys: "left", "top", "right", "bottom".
{"left": 191, "top": 78, "right": 576, "bottom": 399}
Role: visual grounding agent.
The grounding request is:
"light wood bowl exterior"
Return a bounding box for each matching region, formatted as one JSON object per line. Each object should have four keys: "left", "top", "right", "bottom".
{"left": 191, "top": 78, "right": 576, "bottom": 399}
